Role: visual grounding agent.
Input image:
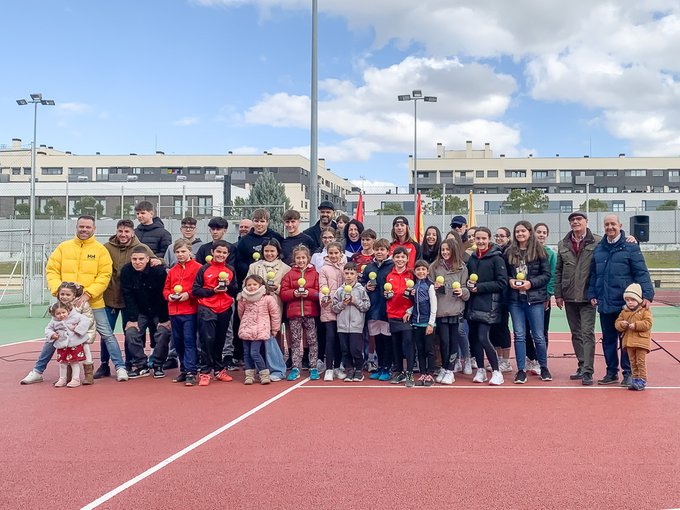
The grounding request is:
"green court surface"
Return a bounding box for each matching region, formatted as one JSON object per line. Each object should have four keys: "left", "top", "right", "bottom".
{"left": 1, "top": 303, "right": 678, "bottom": 345}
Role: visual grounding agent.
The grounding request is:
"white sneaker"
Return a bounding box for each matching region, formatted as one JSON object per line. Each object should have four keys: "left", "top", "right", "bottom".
{"left": 470, "top": 358, "right": 478, "bottom": 370}
{"left": 270, "top": 373, "right": 283, "bottom": 382}
{"left": 116, "top": 368, "right": 129, "bottom": 382}
{"left": 20, "top": 370, "right": 43, "bottom": 385}
{"left": 500, "top": 360, "right": 513, "bottom": 373}
{"left": 489, "top": 370, "right": 504, "bottom": 385}
{"left": 324, "top": 369, "right": 334, "bottom": 382}
{"left": 441, "top": 370, "right": 455, "bottom": 385}
{"left": 472, "top": 368, "right": 487, "bottom": 383}
{"left": 435, "top": 367, "right": 446, "bottom": 383}
{"left": 463, "top": 358, "right": 473, "bottom": 375}
{"left": 453, "top": 359, "right": 463, "bottom": 373}
{"left": 529, "top": 360, "right": 541, "bottom": 376}
{"left": 317, "top": 359, "right": 327, "bottom": 373}
{"left": 334, "top": 368, "right": 347, "bottom": 380}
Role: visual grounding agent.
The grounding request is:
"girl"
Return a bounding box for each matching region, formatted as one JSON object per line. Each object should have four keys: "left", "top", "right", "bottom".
{"left": 390, "top": 216, "right": 421, "bottom": 269}
{"left": 343, "top": 219, "right": 364, "bottom": 259}
{"left": 247, "top": 238, "right": 291, "bottom": 381}
{"left": 318, "top": 242, "right": 347, "bottom": 381}
{"left": 335, "top": 215, "right": 350, "bottom": 242}
{"left": 615, "top": 283, "right": 653, "bottom": 391}
{"left": 465, "top": 227, "right": 507, "bottom": 385}
{"left": 238, "top": 275, "right": 282, "bottom": 385}
{"left": 163, "top": 239, "right": 202, "bottom": 386}
{"left": 45, "top": 301, "right": 92, "bottom": 388}
{"left": 280, "top": 245, "right": 320, "bottom": 381}
{"left": 421, "top": 226, "right": 442, "bottom": 265}
{"left": 406, "top": 260, "right": 438, "bottom": 386}
{"left": 504, "top": 220, "right": 552, "bottom": 384}
{"left": 311, "top": 227, "right": 337, "bottom": 271}
{"left": 57, "top": 282, "right": 96, "bottom": 384}
{"left": 490, "top": 226, "right": 513, "bottom": 373}
{"left": 385, "top": 246, "right": 415, "bottom": 386}
{"left": 430, "top": 238, "right": 471, "bottom": 384}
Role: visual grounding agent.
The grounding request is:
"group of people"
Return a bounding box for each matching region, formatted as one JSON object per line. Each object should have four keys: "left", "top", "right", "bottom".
{"left": 20, "top": 199, "right": 655, "bottom": 390}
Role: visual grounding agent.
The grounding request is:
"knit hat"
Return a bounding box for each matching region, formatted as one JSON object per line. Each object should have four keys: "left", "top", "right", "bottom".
{"left": 393, "top": 216, "right": 409, "bottom": 226}
{"left": 623, "top": 283, "right": 643, "bottom": 304}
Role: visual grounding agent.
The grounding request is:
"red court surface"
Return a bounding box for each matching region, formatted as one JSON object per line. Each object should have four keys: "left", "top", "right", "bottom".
{"left": 2, "top": 334, "right": 680, "bottom": 510}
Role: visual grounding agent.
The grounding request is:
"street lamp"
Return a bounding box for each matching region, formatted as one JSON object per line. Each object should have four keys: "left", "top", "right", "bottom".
{"left": 398, "top": 89, "right": 437, "bottom": 214}
{"left": 16, "top": 92, "right": 55, "bottom": 316}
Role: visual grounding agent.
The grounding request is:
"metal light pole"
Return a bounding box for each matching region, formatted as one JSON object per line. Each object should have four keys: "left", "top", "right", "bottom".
{"left": 309, "top": 0, "right": 319, "bottom": 224}
{"left": 398, "top": 90, "right": 437, "bottom": 214}
{"left": 16, "top": 93, "right": 55, "bottom": 317}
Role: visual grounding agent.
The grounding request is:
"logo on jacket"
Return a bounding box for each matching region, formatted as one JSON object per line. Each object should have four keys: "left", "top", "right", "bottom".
{"left": 87, "top": 254, "right": 96, "bottom": 259}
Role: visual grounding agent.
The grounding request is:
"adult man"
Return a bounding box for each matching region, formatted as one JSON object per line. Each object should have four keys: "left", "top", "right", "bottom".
{"left": 587, "top": 214, "right": 654, "bottom": 387}
{"left": 164, "top": 216, "right": 202, "bottom": 267}
{"left": 554, "top": 211, "right": 601, "bottom": 386}
{"left": 96, "top": 219, "right": 157, "bottom": 378}
{"left": 134, "top": 200, "right": 172, "bottom": 258}
{"left": 20, "top": 216, "right": 128, "bottom": 384}
{"left": 195, "top": 217, "right": 236, "bottom": 267}
{"left": 450, "top": 215, "right": 473, "bottom": 250}
{"left": 235, "top": 208, "right": 284, "bottom": 286}
{"left": 303, "top": 200, "right": 337, "bottom": 252}
{"left": 238, "top": 218, "right": 254, "bottom": 238}
{"left": 281, "top": 209, "right": 316, "bottom": 265}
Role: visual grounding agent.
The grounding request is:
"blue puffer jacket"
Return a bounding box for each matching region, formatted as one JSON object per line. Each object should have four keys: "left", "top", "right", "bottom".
{"left": 587, "top": 230, "right": 654, "bottom": 314}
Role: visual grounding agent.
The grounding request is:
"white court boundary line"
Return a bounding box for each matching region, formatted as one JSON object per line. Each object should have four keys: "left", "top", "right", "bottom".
{"left": 0, "top": 338, "right": 43, "bottom": 348}
{"left": 299, "top": 384, "right": 680, "bottom": 390}
{"left": 80, "top": 377, "right": 310, "bottom": 510}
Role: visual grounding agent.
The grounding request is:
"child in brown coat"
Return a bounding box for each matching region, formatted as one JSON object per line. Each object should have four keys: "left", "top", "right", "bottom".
{"left": 615, "top": 283, "right": 653, "bottom": 391}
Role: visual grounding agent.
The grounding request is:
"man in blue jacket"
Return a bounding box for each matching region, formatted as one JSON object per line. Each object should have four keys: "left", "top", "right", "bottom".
{"left": 587, "top": 215, "right": 654, "bottom": 387}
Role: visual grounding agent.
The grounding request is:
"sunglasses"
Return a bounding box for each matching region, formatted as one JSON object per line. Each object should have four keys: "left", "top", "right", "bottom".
{"left": 452, "top": 223, "right": 464, "bottom": 229}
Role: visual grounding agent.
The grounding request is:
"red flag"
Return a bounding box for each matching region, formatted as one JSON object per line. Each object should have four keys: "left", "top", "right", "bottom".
{"left": 414, "top": 191, "right": 424, "bottom": 243}
{"left": 355, "top": 193, "right": 364, "bottom": 223}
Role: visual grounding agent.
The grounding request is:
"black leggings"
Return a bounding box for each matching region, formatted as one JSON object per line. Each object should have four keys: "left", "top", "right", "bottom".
{"left": 468, "top": 321, "right": 499, "bottom": 371}
{"left": 490, "top": 307, "right": 512, "bottom": 349}
{"left": 413, "top": 326, "right": 435, "bottom": 375}
{"left": 437, "top": 320, "right": 467, "bottom": 370}
{"left": 390, "top": 328, "right": 413, "bottom": 372}
{"left": 526, "top": 304, "right": 551, "bottom": 361}
{"left": 376, "top": 333, "right": 392, "bottom": 370}
{"left": 323, "top": 321, "right": 341, "bottom": 369}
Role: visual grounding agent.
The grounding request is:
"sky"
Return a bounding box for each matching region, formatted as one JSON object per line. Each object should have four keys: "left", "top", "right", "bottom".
{"left": 3, "top": 0, "right": 680, "bottom": 193}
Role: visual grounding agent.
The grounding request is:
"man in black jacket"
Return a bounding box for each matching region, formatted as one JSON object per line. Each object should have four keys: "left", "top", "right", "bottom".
{"left": 235, "top": 208, "right": 284, "bottom": 286}
{"left": 134, "top": 201, "right": 172, "bottom": 258}
{"left": 303, "top": 200, "right": 337, "bottom": 252}
{"left": 121, "top": 246, "right": 171, "bottom": 379}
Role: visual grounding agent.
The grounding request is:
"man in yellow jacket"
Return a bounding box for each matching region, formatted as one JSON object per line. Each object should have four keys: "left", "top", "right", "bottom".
{"left": 20, "top": 215, "right": 129, "bottom": 384}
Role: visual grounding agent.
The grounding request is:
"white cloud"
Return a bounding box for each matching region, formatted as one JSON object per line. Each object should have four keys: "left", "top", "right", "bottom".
{"left": 350, "top": 179, "right": 408, "bottom": 193}
{"left": 172, "top": 117, "right": 200, "bottom": 126}
{"left": 57, "top": 102, "right": 92, "bottom": 115}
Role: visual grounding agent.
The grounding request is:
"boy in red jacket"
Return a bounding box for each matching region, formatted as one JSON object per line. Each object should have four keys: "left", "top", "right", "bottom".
{"left": 192, "top": 240, "right": 237, "bottom": 386}
{"left": 385, "top": 246, "right": 415, "bottom": 385}
{"left": 280, "top": 245, "right": 320, "bottom": 381}
{"left": 164, "top": 239, "right": 202, "bottom": 386}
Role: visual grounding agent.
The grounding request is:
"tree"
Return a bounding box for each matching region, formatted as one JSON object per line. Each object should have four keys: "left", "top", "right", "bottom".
{"left": 579, "top": 198, "right": 608, "bottom": 212}
{"left": 377, "top": 202, "right": 404, "bottom": 215}
{"left": 73, "top": 196, "right": 104, "bottom": 218}
{"left": 15, "top": 203, "right": 30, "bottom": 217}
{"left": 503, "top": 189, "right": 549, "bottom": 213}
{"left": 427, "top": 185, "right": 468, "bottom": 215}
{"left": 246, "top": 171, "right": 291, "bottom": 232}
{"left": 656, "top": 200, "right": 678, "bottom": 211}
{"left": 115, "top": 203, "right": 134, "bottom": 219}
{"left": 42, "top": 199, "right": 65, "bottom": 218}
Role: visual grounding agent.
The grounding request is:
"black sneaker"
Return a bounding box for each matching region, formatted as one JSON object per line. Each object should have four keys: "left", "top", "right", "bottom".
{"left": 514, "top": 370, "right": 527, "bottom": 384}
{"left": 569, "top": 369, "right": 583, "bottom": 380}
{"left": 597, "top": 374, "right": 618, "bottom": 385}
{"left": 172, "top": 372, "right": 187, "bottom": 383}
{"left": 128, "top": 367, "right": 151, "bottom": 379}
{"left": 405, "top": 372, "right": 415, "bottom": 388}
{"left": 390, "top": 372, "right": 406, "bottom": 384}
{"left": 184, "top": 374, "right": 197, "bottom": 386}
{"left": 93, "top": 364, "right": 110, "bottom": 379}
{"left": 620, "top": 374, "right": 632, "bottom": 387}
{"left": 540, "top": 367, "right": 552, "bottom": 381}
{"left": 423, "top": 375, "right": 435, "bottom": 387}
{"left": 153, "top": 367, "right": 165, "bottom": 379}
{"left": 353, "top": 370, "right": 365, "bottom": 382}
{"left": 582, "top": 373, "right": 594, "bottom": 386}
{"left": 162, "top": 357, "right": 179, "bottom": 370}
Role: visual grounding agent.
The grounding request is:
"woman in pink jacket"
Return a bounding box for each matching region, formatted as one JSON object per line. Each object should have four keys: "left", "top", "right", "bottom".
{"left": 318, "top": 242, "right": 347, "bottom": 381}
{"left": 238, "top": 274, "right": 282, "bottom": 385}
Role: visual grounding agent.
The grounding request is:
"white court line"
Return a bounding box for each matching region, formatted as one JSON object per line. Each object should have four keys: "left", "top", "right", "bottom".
{"left": 80, "top": 377, "right": 310, "bottom": 510}
{"left": 0, "top": 338, "right": 43, "bottom": 348}
{"left": 299, "top": 384, "right": 680, "bottom": 390}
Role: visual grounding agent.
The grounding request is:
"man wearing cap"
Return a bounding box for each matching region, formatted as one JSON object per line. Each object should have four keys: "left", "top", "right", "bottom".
{"left": 303, "top": 200, "right": 337, "bottom": 252}
{"left": 554, "top": 211, "right": 601, "bottom": 385}
{"left": 450, "top": 215, "right": 474, "bottom": 250}
{"left": 587, "top": 214, "right": 654, "bottom": 386}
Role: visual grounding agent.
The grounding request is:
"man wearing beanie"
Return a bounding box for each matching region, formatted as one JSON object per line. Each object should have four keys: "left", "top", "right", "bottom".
{"left": 587, "top": 215, "right": 654, "bottom": 387}
{"left": 615, "top": 283, "right": 653, "bottom": 390}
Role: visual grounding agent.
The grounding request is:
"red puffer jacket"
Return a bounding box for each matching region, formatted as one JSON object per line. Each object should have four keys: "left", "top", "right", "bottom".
{"left": 385, "top": 266, "right": 414, "bottom": 320}
{"left": 280, "top": 264, "right": 320, "bottom": 319}
{"left": 163, "top": 259, "right": 202, "bottom": 316}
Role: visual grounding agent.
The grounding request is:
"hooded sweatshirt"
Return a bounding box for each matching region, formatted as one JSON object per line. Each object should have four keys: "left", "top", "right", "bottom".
{"left": 135, "top": 217, "right": 172, "bottom": 258}
{"left": 331, "top": 281, "right": 371, "bottom": 333}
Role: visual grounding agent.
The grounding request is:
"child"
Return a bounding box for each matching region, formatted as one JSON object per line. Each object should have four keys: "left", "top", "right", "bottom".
{"left": 56, "top": 282, "right": 97, "bottom": 384}
{"left": 311, "top": 227, "right": 337, "bottom": 272}
{"left": 390, "top": 216, "right": 421, "bottom": 269}
{"left": 192, "top": 240, "right": 238, "bottom": 386}
{"left": 280, "top": 245, "right": 320, "bottom": 381}
{"left": 362, "top": 239, "right": 394, "bottom": 382}
{"left": 406, "top": 260, "right": 438, "bottom": 387}
{"left": 385, "top": 246, "right": 416, "bottom": 386}
{"left": 335, "top": 215, "right": 350, "bottom": 242}
{"left": 238, "top": 275, "right": 282, "bottom": 385}
{"left": 247, "top": 238, "right": 291, "bottom": 381}
{"left": 318, "top": 242, "right": 347, "bottom": 381}
{"left": 45, "top": 302, "right": 92, "bottom": 388}
{"left": 281, "top": 209, "right": 316, "bottom": 266}
{"left": 163, "top": 239, "right": 202, "bottom": 386}
{"left": 615, "top": 283, "right": 653, "bottom": 391}
{"left": 352, "top": 228, "right": 376, "bottom": 271}
{"left": 332, "top": 262, "right": 371, "bottom": 382}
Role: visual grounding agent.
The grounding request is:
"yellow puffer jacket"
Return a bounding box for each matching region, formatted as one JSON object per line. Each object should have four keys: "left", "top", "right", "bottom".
{"left": 46, "top": 236, "right": 113, "bottom": 309}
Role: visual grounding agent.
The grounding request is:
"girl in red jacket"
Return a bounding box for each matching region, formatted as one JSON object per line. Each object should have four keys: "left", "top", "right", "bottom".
{"left": 385, "top": 246, "right": 415, "bottom": 385}
{"left": 280, "top": 245, "right": 320, "bottom": 381}
{"left": 390, "top": 216, "right": 421, "bottom": 269}
{"left": 163, "top": 239, "right": 202, "bottom": 386}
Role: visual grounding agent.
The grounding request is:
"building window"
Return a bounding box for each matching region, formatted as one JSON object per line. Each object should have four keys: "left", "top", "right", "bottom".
{"left": 24, "top": 167, "right": 31, "bottom": 175}
{"left": 417, "top": 172, "right": 430, "bottom": 179}
{"left": 611, "top": 201, "right": 625, "bottom": 212}
{"left": 14, "top": 197, "right": 29, "bottom": 215}
{"left": 533, "top": 170, "right": 552, "bottom": 180}
{"left": 652, "top": 170, "right": 664, "bottom": 177}
{"left": 173, "top": 197, "right": 183, "bottom": 216}
{"left": 625, "top": 170, "right": 646, "bottom": 177}
{"left": 41, "top": 167, "right": 63, "bottom": 175}
{"left": 188, "top": 168, "right": 201, "bottom": 175}
{"left": 595, "top": 171, "right": 604, "bottom": 177}
{"left": 595, "top": 186, "right": 618, "bottom": 193}
{"left": 96, "top": 168, "right": 109, "bottom": 179}
{"left": 249, "top": 168, "right": 264, "bottom": 175}
{"left": 505, "top": 170, "right": 526, "bottom": 178}
{"left": 669, "top": 170, "right": 680, "bottom": 177}
{"left": 559, "top": 188, "right": 573, "bottom": 193}
{"left": 196, "top": 196, "right": 212, "bottom": 216}
{"left": 205, "top": 168, "right": 217, "bottom": 175}
{"left": 143, "top": 168, "right": 156, "bottom": 175}
{"left": 12, "top": 167, "right": 21, "bottom": 175}
{"left": 488, "top": 170, "right": 498, "bottom": 178}
{"left": 607, "top": 170, "right": 618, "bottom": 176}
{"left": 560, "top": 203, "right": 573, "bottom": 213}
{"left": 475, "top": 171, "right": 484, "bottom": 178}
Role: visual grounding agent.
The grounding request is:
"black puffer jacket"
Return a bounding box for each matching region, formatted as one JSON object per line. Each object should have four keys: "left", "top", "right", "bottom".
{"left": 135, "top": 217, "right": 172, "bottom": 258}
{"left": 465, "top": 245, "right": 508, "bottom": 324}
{"left": 504, "top": 251, "right": 551, "bottom": 305}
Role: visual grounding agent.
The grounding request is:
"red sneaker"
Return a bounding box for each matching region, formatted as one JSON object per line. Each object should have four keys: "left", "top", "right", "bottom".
{"left": 198, "top": 373, "right": 211, "bottom": 386}
{"left": 215, "top": 369, "right": 233, "bottom": 382}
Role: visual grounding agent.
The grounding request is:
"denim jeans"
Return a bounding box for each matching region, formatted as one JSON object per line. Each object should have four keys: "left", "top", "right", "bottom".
{"left": 244, "top": 340, "right": 266, "bottom": 371}
{"left": 599, "top": 312, "right": 631, "bottom": 377}
{"left": 101, "top": 307, "right": 129, "bottom": 364}
{"left": 264, "top": 336, "right": 287, "bottom": 378}
{"left": 170, "top": 314, "right": 197, "bottom": 374}
{"left": 509, "top": 300, "right": 548, "bottom": 370}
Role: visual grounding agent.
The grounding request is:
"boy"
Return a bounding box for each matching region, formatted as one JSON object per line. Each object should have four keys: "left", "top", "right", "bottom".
{"left": 165, "top": 216, "right": 203, "bottom": 268}
{"left": 361, "top": 239, "right": 394, "bottom": 381}
{"left": 196, "top": 216, "right": 236, "bottom": 267}
{"left": 615, "top": 283, "right": 653, "bottom": 391}
{"left": 352, "top": 228, "right": 376, "bottom": 270}
{"left": 235, "top": 208, "right": 284, "bottom": 287}
{"left": 121, "top": 246, "right": 171, "bottom": 378}
{"left": 192, "top": 240, "right": 238, "bottom": 386}
{"left": 134, "top": 201, "right": 172, "bottom": 258}
{"left": 332, "top": 262, "right": 371, "bottom": 382}
{"left": 280, "top": 209, "right": 315, "bottom": 266}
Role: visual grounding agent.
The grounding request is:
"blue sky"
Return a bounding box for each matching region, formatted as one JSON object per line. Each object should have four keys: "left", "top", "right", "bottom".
{"left": 3, "top": 1, "right": 680, "bottom": 191}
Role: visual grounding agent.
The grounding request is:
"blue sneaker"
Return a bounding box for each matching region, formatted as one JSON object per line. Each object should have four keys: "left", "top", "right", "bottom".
{"left": 310, "top": 368, "right": 320, "bottom": 380}
{"left": 370, "top": 368, "right": 383, "bottom": 380}
{"left": 378, "top": 369, "right": 391, "bottom": 382}
{"left": 287, "top": 368, "right": 300, "bottom": 381}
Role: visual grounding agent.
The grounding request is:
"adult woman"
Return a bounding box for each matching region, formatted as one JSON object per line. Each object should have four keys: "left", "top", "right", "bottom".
{"left": 390, "top": 216, "right": 421, "bottom": 268}
{"left": 421, "top": 226, "right": 442, "bottom": 265}
{"left": 465, "top": 227, "right": 507, "bottom": 385}
{"left": 311, "top": 227, "right": 337, "bottom": 272}
{"left": 504, "top": 220, "right": 552, "bottom": 384}
{"left": 342, "top": 219, "right": 364, "bottom": 259}
{"left": 490, "top": 226, "right": 513, "bottom": 372}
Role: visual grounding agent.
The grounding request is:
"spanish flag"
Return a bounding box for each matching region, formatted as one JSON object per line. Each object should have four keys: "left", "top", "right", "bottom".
{"left": 468, "top": 190, "right": 476, "bottom": 227}
{"left": 355, "top": 193, "right": 364, "bottom": 223}
{"left": 414, "top": 191, "right": 424, "bottom": 242}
